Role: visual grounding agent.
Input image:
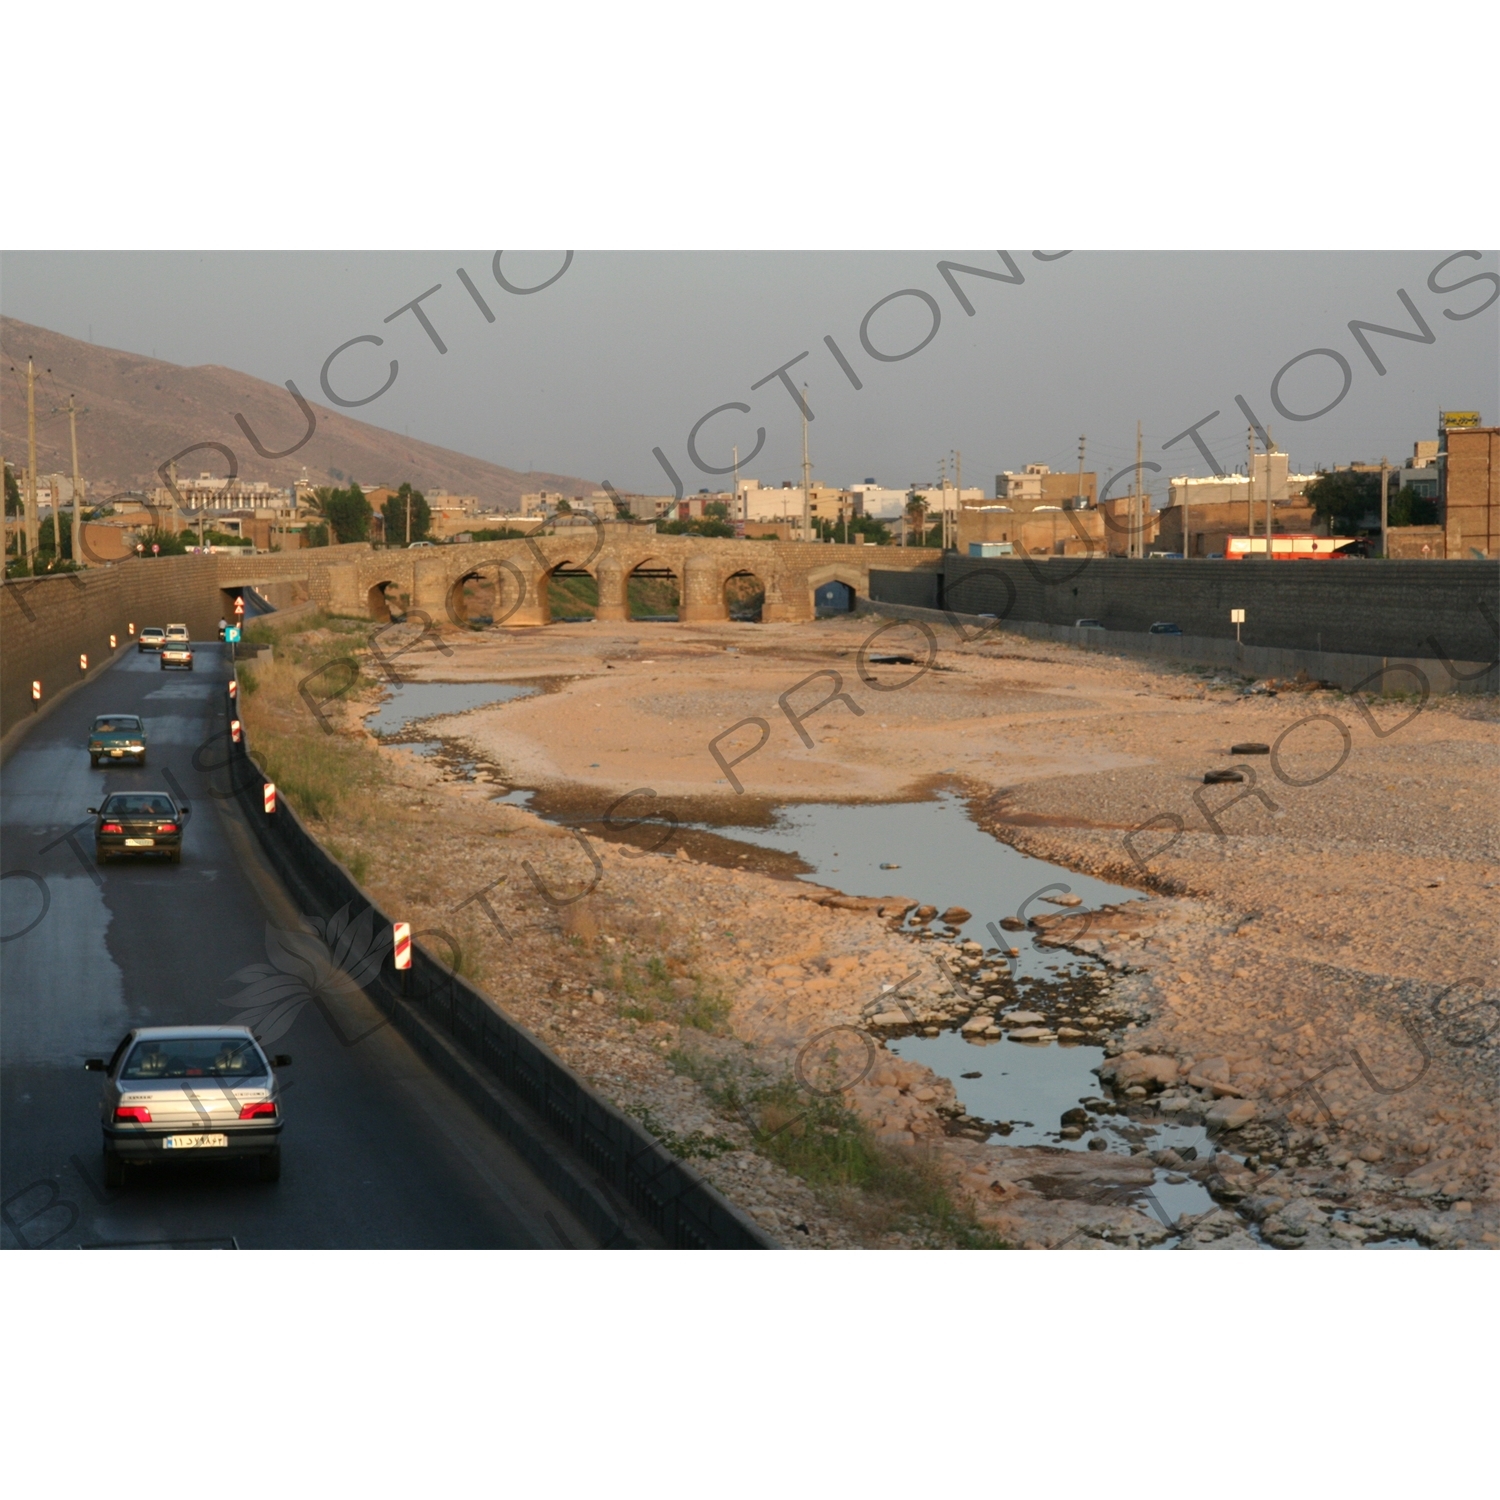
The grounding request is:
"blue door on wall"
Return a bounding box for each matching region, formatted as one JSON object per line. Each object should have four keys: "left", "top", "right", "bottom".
{"left": 815, "top": 581, "right": 855, "bottom": 614}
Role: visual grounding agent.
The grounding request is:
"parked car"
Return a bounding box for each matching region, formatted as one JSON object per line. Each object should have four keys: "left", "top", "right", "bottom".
{"left": 86, "top": 1026, "right": 289, "bottom": 1185}
{"left": 90, "top": 790, "right": 190, "bottom": 864}
{"left": 1074, "top": 618, "right": 1106, "bottom": 630}
{"left": 1149, "top": 621, "right": 1183, "bottom": 635}
{"left": 89, "top": 714, "right": 147, "bottom": 766}
{"left": 165, "top": 623, "right": 190, "bottom": 642}
{"left": 160, "top": 641, "right": 195, "bottom": 670}
{"left": 137, "top": 627, "right": 166, "bottom": 652}
{"left": 408, "top": 540, "right": 435, "bottom": 548}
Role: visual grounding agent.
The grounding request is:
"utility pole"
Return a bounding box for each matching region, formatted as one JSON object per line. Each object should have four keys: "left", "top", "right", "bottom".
{"left": 1183, "top": 475, "right": 1191, "bottom": 560}
{"left": 954, "top": 450, "right": 962, "bottom": 553}
{"left": 1380, "top": 456, "right": 1389, "bottom": 560}
{"left": 1133, "top": 420, "right": 1143, "bottom": 558}
{"left": 26, "top": 357, "right": 40, "bottom": 563}
{"left": 68, "top": 395, "right": 83, "bottom": 564}
{"left": 1076, "top": 434, "right": 1086, "bottom": 507}
{"left": 800, "top": 395, "right": 814, "bottom": 542}
{"left": 1265, "top": 428, "right": 1274, "bottom": 560}
{"left": 1247, "top": 424, "right": 1256, "bottom": 547}
{"left": 732, "top": 444, "right": 741, "bottom": 529}
{"left": 406, "top": 485, "right": 412, "bottom": 546}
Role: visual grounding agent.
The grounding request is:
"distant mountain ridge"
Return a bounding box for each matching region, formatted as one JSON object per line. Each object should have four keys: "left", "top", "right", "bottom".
{"left": 0, "top": 316, "right": 594, "bottom": 508}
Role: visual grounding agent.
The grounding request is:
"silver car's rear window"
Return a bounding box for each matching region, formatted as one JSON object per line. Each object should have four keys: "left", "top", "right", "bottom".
{"left": 120, "top": 1038, "right": 267, "bottom": 1080}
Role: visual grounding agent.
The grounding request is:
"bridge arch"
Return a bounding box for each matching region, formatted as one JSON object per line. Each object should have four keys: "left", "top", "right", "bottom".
{"left": 723, "top": 568, "right": 766, "bottom": 621}
{"left": 804, "top": 563, "right": 865, "bottom": 616}
{"left": 626, "top": 554, "right": 680, "bottom": 621}
{"left": 545, "top": 558, "right": 599, "bottom": 622}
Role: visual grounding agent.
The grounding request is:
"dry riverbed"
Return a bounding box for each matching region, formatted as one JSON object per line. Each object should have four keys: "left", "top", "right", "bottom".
{"left": 243, "top": 611, "right": 1499, "bottom": 1249}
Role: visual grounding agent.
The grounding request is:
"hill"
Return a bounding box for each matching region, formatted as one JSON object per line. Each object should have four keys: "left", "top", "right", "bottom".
{"left": 0, "top": 316, "right": 593, "bottom": 509}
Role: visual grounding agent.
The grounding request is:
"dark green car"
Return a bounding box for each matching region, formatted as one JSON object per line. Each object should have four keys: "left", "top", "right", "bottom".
{"left": 89, "top": 714, "right": 147, "bottom": 767}
{"left": 90, "top": 791, "right": 190, "bottom": 864}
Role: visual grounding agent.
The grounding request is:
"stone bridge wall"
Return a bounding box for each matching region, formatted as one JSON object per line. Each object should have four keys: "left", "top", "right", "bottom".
{"left": 218, "top": 529, "right": 942, "bottom": 627}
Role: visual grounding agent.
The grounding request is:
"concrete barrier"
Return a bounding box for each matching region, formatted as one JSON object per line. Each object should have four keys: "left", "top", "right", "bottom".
{"left": 222, "top": 709, "right": 774, "bottom": 1250}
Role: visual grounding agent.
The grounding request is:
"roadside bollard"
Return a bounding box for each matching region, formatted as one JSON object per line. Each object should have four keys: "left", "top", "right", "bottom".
{"left": 394, "top": 921, "right": 412, "bottom": 998}
{"left": 31, "top": 680, "right": 41, "bottom": 709}
{"left": 110, "top": 634, "right": 117, "bottom": 649}
{"left": 228, "top": 679, "right": 239, "bottom": 701}
{"left": 79, "top": 654, "right": 88, "bottom": 672}
{"left": 230, "top": 719, "right": 242, "bottom": 744}
{"left": 263, "top": 783, "right": 277, "bottom": 814}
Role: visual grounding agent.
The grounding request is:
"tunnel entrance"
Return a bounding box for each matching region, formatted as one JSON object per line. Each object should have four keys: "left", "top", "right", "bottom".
{"left": 814, "top": 580, "right": 856, "bottom": 616}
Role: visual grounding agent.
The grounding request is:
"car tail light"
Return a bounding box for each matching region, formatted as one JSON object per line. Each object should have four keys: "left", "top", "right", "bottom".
{"left": 101, "top": 822, "right": 124, "bottom": 834}
{"left": 157, "top": 823, "right": 179, "bottom": 833}
{"left": 114, "top": 1106, "right": 152, "bottom": 1123}
{"left": 239, "top": 1101, "right": 278, "bottom": 1120}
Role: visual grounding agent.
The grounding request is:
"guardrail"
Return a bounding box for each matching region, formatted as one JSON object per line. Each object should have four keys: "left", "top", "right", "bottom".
{"left": 222, "top": 676, "right": 773, "bottom": 1250}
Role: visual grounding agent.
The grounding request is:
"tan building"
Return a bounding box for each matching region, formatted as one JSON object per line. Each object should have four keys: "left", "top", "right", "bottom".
{"left": 995, "top": 463, "right": 1097, "bottom": 511}
{"left": 1442, "top": 424, "right": 1498, "bottom": 559}
{"left": 957, "top": 501, "right": 1106, "bottom": 557}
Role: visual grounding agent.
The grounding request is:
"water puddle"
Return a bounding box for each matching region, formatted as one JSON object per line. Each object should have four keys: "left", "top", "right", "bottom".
{"left": 365, "top": 680, "right": 536, "bottom": 738}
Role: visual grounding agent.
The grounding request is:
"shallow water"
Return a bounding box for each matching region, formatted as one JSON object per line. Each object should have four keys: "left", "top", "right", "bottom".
{"left": 704, "top": 792, "right": 1217, "bottom": 1222}
{"left": 365, "top": 681, "right": 536, "bottom": 737}
{"left": 702, "top": 791, "right": 1141, "bottom": 980}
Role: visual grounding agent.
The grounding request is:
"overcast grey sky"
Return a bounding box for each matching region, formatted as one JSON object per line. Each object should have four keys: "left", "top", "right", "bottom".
{"left": 3, "top": 251, "right": 1495, "bottom": 497}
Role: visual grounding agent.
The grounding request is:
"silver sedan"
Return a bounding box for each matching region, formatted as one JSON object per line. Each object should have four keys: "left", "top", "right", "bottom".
{"left": 86, "top": 1026, "right": 289, "bottom": 1186}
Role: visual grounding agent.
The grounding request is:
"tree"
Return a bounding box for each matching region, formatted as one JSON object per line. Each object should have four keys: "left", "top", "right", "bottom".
{"left": 381, "top": 482, "right": 431, "bottom": 545}
{"left": 703, "top": 499, "right": 730, "bottom": 521}
{"left": 555, "top": 498, "right": 573, "bottom": 515}
{"left": 133, "top": 526, "right": 189, "bottom": 556}
{"left": 4, "top": 463, "right": 20, "bottom": 515}
{"left": 1305, "top": 470, "right": 1380, "bottom": 536}
{"left": 1388, "top": 485, "right": 1439, "bottom": 527}
{"left": 323, "top": 483, "right": 372, "bottom": 543}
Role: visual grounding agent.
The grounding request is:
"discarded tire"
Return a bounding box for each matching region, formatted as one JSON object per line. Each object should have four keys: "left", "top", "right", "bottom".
{"left": 1203, "top": 769, "right": 1246, "bottom": 784}
{"left": 1230, "top": 742, "right": 1270, "bottom": 755}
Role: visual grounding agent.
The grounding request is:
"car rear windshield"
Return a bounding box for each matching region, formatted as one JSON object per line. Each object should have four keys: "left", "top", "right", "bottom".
{"left": 101, "top": 795, "right": 178, "bottom": 818}
{"left": 141, "top": 629, "right": 164, "bottom": 637}
{"left": 165, "top": 643, "right": 192, "bottom": 651}
{"left": 120, "top": 1037, "right": 267, "bottom": 1079}
{"left": 94, "top": 717, "right": 142, "bottom": 732}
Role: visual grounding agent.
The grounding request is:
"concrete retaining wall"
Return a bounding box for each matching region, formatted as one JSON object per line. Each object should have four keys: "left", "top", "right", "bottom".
{"left": 856, "top": 598, "right": 1498, "bottom": 695}
{"left": 1, "top": 557, "right": 231, "bottom": 745}
{"left": 932, "top": 555, "right": 1498, "bottom": 662}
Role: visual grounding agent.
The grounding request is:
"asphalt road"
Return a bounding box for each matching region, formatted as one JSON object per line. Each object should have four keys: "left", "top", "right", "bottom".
{"left": 1, "top": 641, "right": 595, "bottom": 1249}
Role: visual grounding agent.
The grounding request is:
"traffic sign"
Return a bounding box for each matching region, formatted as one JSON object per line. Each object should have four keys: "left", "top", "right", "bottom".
{"left": 225, "top": 625, "right": 241, "bottom": 643}
{"left": 234, "top": 596, "right": 245, "bottom": 616}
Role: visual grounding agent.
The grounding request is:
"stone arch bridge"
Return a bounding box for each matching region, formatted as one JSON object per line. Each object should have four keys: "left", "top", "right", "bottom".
{"left": 216, "top": 527, "right": 942, "bottom": 627}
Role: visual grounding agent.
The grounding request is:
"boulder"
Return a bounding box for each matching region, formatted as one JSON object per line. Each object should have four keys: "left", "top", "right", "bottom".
{"left": 1001, "top": 1010, "right": 1046, "bottom": 1026}
{"left": 1206, "top": 1097, "right": 1257, "bottom": 1131}
{"left": 940, "top": 906, "right": 972, "bottom": 924}
{"left": 998, "top": 917, "right": 1027, "bottom": 931}
{"left": 1101, "top": 1052, "right": 1178, "bottom": 1090}
{"left": 1007, "top": 1026, "right": 1054, "bottom": 1042}
{"left": 870, "top": 1011, "right": 912, "bottom": 1028}
{"left": 1042, "top": 893, "right": 1084, "bottom": 907}
{"left": 961, "top": 1015, "right": 995, "bottom": 1034}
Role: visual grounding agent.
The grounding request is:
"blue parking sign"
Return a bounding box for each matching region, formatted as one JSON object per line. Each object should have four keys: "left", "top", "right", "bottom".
{"left": 225, "top": 626, "right": 242, "bottom": 643}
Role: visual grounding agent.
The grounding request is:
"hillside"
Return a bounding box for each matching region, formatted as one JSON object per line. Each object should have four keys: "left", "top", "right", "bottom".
{"left": 0, "top": 316, "right": 594, "bottom": 509}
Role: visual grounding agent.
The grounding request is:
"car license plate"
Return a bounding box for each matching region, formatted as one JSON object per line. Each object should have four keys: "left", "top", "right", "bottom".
{"left": 163, "top": 1134, "right": 229, "bottom": 1149}
{"left": 111, "top": 748, "right": 124, "bottom": 757}
{"left": 124, "top": 838, "right": 154, "bottom": 847}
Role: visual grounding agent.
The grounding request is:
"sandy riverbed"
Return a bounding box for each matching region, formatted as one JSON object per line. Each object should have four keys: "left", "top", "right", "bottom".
{"left": 317, "top": 611, "right": 1497, "bottom": 1248}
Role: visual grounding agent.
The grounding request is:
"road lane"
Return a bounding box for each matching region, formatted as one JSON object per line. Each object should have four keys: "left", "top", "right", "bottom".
{"left": 2, "top": 641, "right": 593, "bottom": 1248}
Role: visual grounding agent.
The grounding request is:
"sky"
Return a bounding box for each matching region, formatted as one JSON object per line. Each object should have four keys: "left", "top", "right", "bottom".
{"left": 3, "top": 250, "right": 1495, "bottom": 499}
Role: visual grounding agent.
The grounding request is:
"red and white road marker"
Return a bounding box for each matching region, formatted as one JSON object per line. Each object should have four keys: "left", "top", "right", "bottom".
{"left": 393, "top": 922, "right": 412, "bottom": 970}
{"left": 31, "top": 680, "right": 41, "bottom": 702}
{"left": 230, "top": 719, "right": 242, "bottom": 743}
{"left": 79, "top": 654, "right": 88, "bottom": 672}
{"left": 228, "top": 679, "right": 238, "bottom": 699}
{"left": 263, "top": 782, "right": 277, "bottom": 814}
